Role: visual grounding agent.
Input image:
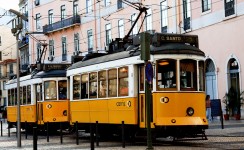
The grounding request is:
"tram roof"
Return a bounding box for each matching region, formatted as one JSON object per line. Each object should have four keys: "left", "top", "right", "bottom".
{"left": 32, "top": 69, "right": 66, "bottom": 78}
{"left": 68, "top": 42, "right": 204, "bottom": 70}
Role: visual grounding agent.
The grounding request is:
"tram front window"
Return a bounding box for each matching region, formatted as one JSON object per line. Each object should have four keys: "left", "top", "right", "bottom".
{"left": 157, "top": 59, "right": 177, "bottom": 90}
{"left": 44, "top": 81, "right": 57, "bottom": 100}
{"left": 58, "top": 80, "right": 67, "bottom": 100}
{"left": 180, "top": 59, "right": 197, "bottom": 91}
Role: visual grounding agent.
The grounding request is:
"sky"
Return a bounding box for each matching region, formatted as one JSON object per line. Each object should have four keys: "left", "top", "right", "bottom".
{"left": 0, "top": 0, "right": 19, "bottom": 10}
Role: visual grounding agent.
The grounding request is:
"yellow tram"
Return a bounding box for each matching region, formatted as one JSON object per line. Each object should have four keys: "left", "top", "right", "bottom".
{"left": 6, "top": 69, "right": 69, "bottom": 131}
{"left": 67, "top": 33, "right": 208, "bottom": 139}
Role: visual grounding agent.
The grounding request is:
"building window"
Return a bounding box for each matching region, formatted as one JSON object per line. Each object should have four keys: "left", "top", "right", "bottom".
{"left": 73, "top": 0, "right": 79, "bottom": 16}
{"left": 74, "top": 33, "right": 80, "bottom": 52}
{"left": 131, "top": 13, "right": 138, "bottom": 36}
{"left": 36, "top": 13, "right": 41, "bottom": 30}
{"left": 118, "top": 19, "right": 124, "bottom": 38}
{"left": 105, "top": 0, "right": 111, "bottom": 7}
{"left": 86, "top": 0, "right": 92, "bottom": 13}
{"left": 37, "top": 43, "right": 42, "bottom": 62}
{"left": 145, "top": 8, "right": 152, "bottom": 31}
{"left": 183, "top": 0, "right": 191, "bottom": 31}
{"left": 0, "top": 36, "right": 1, "bottom": 46}
{"left": 202, "top": 0, "right": 211, "bottom": 12}
{"left": 87, "top": 29, "right": 93, "bottom": 52}
{"left": 105, "top": 23, "right": 112, "bottom": 45}
{"left": 48, "top": 9, "right": 53, "bottom": 25}
{"left": 225, "top": 0, "right": 235, "bottom": 17}
{"left": 9, "top": 64, "right": 13, "bottom": 74}
{"left": 61, "top": 5, "right": 66, "bottom": 21}
{"left": 62, "top": 37, "right": 67, "bottom": 61}
{"left": 117, "top": 0, "right": 123, "bottom": 9}
{"left": 161, "top": 0, "right": 168, "bottom": 33}
{"left": 49, "top": 40, "right": 54, "bottom": 56}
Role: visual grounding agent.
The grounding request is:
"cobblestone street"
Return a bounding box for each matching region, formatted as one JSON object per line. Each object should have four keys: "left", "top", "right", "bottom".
{"left": 0, "top": 119, "right": 244, "bottom": 149}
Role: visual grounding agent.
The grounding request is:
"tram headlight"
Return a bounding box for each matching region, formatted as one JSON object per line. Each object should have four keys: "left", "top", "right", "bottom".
{"left": 186, "top": 107, "right": 194, "bottom": 116}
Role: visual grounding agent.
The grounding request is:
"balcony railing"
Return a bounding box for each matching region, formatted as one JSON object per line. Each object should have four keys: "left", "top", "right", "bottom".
{"left": 21, "top": 64, "right": 28, "bottom": 71}
{"left": 43, "top": 15, "right": 81, "bottom": 34}
{"left": 62, "top": 54, "right": 67, "bottom": 61}
{"left": 18, "top": 36, "right": 29, "bottom": 48}
{"left": 184, "top": 17, "right": 190, "bottom": 31}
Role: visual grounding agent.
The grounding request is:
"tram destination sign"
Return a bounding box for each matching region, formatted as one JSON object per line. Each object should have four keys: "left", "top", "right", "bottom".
{"left": 152, "top": 33, "right": 199, "bottom": 47}
{"left": 43, "top": 64, "right": 71, "bottom": 71}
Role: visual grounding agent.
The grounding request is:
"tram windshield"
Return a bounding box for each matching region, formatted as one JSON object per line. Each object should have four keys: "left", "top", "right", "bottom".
{"left": 157, "top": 59, "right": 177, "bottom": 90}
{"left": 58, "top": 80, "right": 67, "bottom": 99}
{"left": 180, "top": 59, "right": 197, "bottom": 91}
{"left": 156, "top": 59, "right": 200, "bottom": 91}
{"left": 44, "top": 81, "right": 57, "bottom": 100}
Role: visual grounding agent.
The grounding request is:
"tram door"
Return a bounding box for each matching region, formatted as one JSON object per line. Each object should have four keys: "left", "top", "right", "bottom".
{"left": 139, "top": 65, "right": 146, "bottom": 128}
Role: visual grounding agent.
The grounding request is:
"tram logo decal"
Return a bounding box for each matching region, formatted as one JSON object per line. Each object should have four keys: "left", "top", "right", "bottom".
{"left": 160, "top": 97, "right": 169, "bottom": 103}
{"left": 46, "top": 104, "right": 52, "bottom": 109}
{"left": 116, "top": 101, "right": 132, "bottom": 107}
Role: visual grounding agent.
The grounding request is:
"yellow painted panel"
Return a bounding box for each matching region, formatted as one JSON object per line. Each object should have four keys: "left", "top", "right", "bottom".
{"left": 7, "top": 106, "right": 17, "bottom": 122}
{"left": 21, "top": 105, "right": 36, "bottom": 122}
{"left": 153, "top": 92, "right": 207, "bottom": 126}
{"left": 70, "top": 101, "right": 90, "bottom": 123}
{"left": 7, "top": 105, "right": 36, "bottom": 123}
{"left": 108, "top": 97, "right": 137, "bottom": 124}
{"left": 42, "top": 101, "right": 69, "bottom": 122}
{"left": 156, "top": 117, "right": 208, "bottom": 125}
{"left": 89, "top": 100, "right": 109, "bottom": 123}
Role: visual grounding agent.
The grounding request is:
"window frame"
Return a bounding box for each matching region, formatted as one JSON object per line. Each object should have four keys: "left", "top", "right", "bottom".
{"left": 105, "top": 23, "right": 112, "bottom": 45}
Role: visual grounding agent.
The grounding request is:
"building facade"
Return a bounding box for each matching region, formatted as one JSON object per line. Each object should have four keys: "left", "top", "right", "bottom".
{"left": 0, "top": 16, "right": 18, "bottom": 107}
{"left": 28, "top": 0, "right": 244, "bottom": 118}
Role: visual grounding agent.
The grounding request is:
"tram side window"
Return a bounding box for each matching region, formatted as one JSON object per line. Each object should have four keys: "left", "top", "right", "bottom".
{"left": 157, "top": 59, "right": 177, "bottom": 90}
{"left": 36, "top": 83, "right": 42, "bottom": 101}
{"left": 81, "top": 74, "right": 88, "bottom": 99}
{"left": 139, "top": 66, "right": 145, "bottom": 91}
{"left": 58, "top": 80, "right": 67, "bottom": 100}
{"left": 14, "top": 88, "right": 17, "bottom": 105}
{"left": 73, "top": 75, "right": 81, "bottom": 100}
{"left": 20, "top": 87, "right": 23, "bottom": 105}
{"left": 199, "top": 61, "right": 205, "bottom": 91}
{"left": 27, "top": 85, "right": 31, "bottom": 104}
{"left": 180, "top": 59, "right": 197, "bottom": 91}
{"left": 8, "top": 90, "right": 11, "bottom": 106}
{"left": 89, "top": 72, "right": 97, "bottom": 98}
{"left": 108, "top": 69, "right": 117, "bottom": 97}
{"left": 98, "top": 71, "right": 107, "bottom": 98}
{"left": 11, "top": 89, "right": 15, "bottom": 105}
{"left": 119, "top": 67, "right": 128, "bottom": 96}
{"left": 44, "top": 81, "right": 57, "bottom": 100}
{"left": 23, "top": 86, "right": 26, "bottom": 104}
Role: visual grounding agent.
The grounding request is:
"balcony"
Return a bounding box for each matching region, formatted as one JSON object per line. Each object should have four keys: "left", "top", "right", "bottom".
{"left": 21, "top": 64, "right": 29, "bottom": 71}
{"left": 18, "top": 36, "right": 29, "bottom": 48}
{"left": 43, "top": 15, "right": 81, "bottom": 34}
{"left": 62, "top": 54, "right": 67, "bottom": 61}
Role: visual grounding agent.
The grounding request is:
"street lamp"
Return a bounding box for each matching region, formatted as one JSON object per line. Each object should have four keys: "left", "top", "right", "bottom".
{"left": 9, "top": 9, "right": 28, "bottom": 148}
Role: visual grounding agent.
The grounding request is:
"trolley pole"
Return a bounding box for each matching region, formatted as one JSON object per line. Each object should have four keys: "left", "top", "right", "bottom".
{"left": 141, "top": 32, "right": 153, "bottom": 150}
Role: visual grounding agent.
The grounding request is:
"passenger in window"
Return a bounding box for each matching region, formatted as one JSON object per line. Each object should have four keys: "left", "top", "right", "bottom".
{"left": 59, "top": 88, "right": 66, "bottom": 99}
{"left": 100, "top": 82, "right": 106, "bottom": 97}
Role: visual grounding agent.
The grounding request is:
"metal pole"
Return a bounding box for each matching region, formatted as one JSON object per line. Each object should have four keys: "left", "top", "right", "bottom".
{"left": 145, "top": 81, "right": 153, "bottom": 150}
{"left": 16, "top": 33, "right": 21, "bottom": 147}
{"left": 141, "top": 32, "right": 153, "bottom": 150}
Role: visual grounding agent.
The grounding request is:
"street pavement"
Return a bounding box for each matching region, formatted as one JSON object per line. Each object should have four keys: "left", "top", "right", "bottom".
{"left": 0, "top": 118, "right": 244, "bottom": 150}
